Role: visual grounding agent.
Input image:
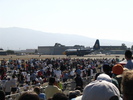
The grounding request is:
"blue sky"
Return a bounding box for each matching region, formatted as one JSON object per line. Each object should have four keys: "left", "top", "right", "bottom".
{"left": 0, "top": 0, "right": 133, "bottom": 42}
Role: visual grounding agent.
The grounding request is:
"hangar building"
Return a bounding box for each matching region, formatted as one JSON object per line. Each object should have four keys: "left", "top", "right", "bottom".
{"left": 0, "top": 48, "right": 7, "bottom": 55}
{"left": 38, "top": 43, "right": 85, "bottom": 55}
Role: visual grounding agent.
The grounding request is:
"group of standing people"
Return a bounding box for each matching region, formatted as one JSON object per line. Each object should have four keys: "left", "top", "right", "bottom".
{"left": 81, "top": 50, "right": 133, "bottom": 100}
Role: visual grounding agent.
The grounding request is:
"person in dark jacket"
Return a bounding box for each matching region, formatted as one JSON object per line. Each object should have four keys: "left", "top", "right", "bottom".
{"left": 75, "top": 74, "right": 83, "bottom": 89}
{"left": 0, "top": 90, "right": 5, "bottom": 100}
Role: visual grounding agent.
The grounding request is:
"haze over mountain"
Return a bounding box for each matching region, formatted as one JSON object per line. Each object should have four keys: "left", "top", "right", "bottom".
{"left": 0, "top": 27, "right": 133, "bottom": 50}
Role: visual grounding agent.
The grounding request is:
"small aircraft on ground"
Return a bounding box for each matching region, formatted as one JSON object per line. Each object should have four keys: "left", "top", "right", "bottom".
{"left": 63, "top": 39, "right": 100, "bottom": 56}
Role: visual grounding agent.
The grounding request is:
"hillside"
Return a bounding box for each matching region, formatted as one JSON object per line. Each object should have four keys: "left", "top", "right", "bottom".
{"left": 0, "top": 27, "right": 132, "bottom": 50}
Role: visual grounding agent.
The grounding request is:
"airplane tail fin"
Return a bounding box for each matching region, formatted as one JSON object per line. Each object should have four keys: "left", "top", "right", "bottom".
{"left": 93, "top": 39, "right": 100, "bottom": 50}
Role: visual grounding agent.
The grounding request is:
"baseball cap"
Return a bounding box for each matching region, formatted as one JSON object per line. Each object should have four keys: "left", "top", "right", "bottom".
{"left": 112, "top": 64, "right": 123, "bottom": 75}
{"left": 82, "top": 80, "right": 120, "bottom": 100}
{"left": 97, "top": 73, "right": 112, "bottom": 83}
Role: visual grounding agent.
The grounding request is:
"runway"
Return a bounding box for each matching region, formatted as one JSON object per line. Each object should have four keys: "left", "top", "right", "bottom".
{"left": 0, "top": 54, "right": 125, "bottom": 60}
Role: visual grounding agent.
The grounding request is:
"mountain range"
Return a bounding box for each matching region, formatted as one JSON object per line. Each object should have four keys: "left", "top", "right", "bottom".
{"left": 0, "top": 27, "right": 133, "bottom": 50}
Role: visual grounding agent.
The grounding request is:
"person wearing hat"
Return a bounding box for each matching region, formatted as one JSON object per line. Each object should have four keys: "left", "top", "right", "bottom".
{"left": 97, "top": 73, "right": 112, "bottom": 83}
{"left": 112, "top": 64, "right": 124, "bottom": 92}
{"left": 82, "top": 80, "right": 121, "bottom": 100}
{"left": 97, "top": 64, "right": 119, "bottom": 89}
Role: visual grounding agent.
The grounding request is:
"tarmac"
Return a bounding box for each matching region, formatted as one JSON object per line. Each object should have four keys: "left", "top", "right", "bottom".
{"left": 0, "top": 54, "right": 125, "bottom": 60}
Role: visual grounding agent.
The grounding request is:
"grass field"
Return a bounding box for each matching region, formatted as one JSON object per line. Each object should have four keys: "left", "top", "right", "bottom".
{"left": 0, "top": 54, "right": 125, "bottom": 60}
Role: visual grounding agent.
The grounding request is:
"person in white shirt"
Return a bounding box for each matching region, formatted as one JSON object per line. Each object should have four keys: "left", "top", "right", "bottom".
{"left": 4, "top": 77, "right": 12, "bottom": 95}
{"left": 26, "top": 73, "right": 31, "bottom": 84}
{"left": 11, "top": 75, "right": 18, "bottom": 94}
{"left": 23, "top": 82, "right": 29, "bottom": 91}
{"left": 70, "top": 69, "right": 75, "bottom": 79}
{"left": 54, "top": 68, "right": 61, "bottom": 81}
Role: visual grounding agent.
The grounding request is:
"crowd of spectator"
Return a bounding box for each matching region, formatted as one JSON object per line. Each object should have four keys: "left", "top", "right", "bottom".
{"left": 0, "top": 50, "right": 133, "bottom": 100}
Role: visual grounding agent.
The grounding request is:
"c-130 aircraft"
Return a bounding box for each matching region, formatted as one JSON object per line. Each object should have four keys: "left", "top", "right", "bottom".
{"left": 63, "top": 39, "right": 100, "bottom": 56}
